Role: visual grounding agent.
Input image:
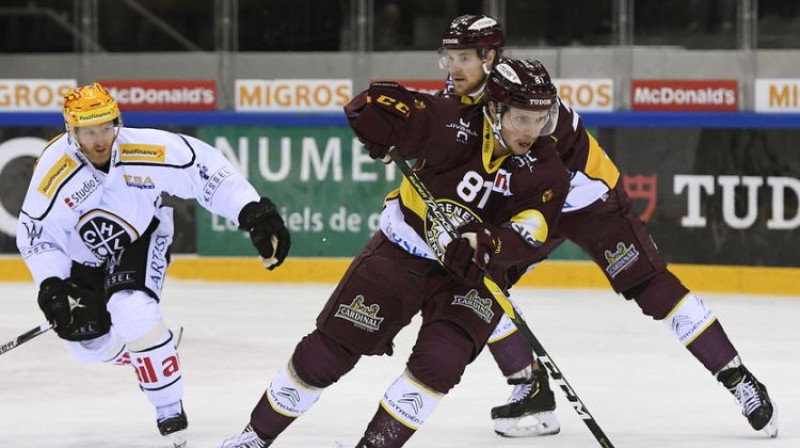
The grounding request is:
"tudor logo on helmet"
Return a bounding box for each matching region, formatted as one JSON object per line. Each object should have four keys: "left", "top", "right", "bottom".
{"left": 496, "top": 63, "right": 522, "bottom": 85}
{"left": 468, "top": 17, "right": 498, "bottom": 31}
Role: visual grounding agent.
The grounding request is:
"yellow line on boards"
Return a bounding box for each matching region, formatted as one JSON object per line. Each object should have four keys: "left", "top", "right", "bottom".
{"left": 1, "top": 258, "right": 798, "bottom": 296}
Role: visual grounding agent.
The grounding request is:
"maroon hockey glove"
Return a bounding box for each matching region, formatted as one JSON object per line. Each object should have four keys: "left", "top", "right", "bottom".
{"left": 443, "top": 238, "right": 485, "bottom": 288}
{"left": 358, "top": 138, "right": 392, "bottom": 161}
{"left": 346, "top": 81, "right": 414, "bottom": 159}
{"left": 460, "top": 222, "right": 497, "bottom": 270}
{"left": 239, "top": 197, "right": 291, "bottom": 270}
{"left": 37, "top": 277, "right": 110, "bottom": 341}
{"left": 443, "top": 223, "right": 497, "bottom": 288}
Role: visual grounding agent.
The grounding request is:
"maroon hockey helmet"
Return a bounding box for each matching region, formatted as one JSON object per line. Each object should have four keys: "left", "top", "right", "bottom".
{"left": 486, "top": 59, "right": 557, "bottom": 111}
{"left": 485, "top": 58, "right": 560, "bottom": 136}
{"left": 441, "top": 14, "right": 505, "bottom": 50}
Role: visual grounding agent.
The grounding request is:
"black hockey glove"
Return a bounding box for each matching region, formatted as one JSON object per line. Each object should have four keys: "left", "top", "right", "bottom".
{"left": 37, "top": 277, "right": 110, "bottom": 341}
{"left": 238, "top": 197, "right": 291, "bottom": 270}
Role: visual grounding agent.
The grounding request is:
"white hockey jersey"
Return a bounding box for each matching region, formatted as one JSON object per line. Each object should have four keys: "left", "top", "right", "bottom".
{"left": 17, "top": 127, "right": 260, "bottom": 286}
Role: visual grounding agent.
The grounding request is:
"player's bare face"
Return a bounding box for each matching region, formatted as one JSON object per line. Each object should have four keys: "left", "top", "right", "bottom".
{"left": 499, "top": 108, "right": 549, "bottom": 156}
{"left": 444, "top": 49, "right": 486, "bottom": 96}
{"left": 74, "top": 122, "right": 116, "bottom": 167}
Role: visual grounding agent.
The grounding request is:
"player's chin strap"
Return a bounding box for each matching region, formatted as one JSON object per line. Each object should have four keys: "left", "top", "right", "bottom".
{"left": 387, "top": 146, "right": 616, "bottom": 448}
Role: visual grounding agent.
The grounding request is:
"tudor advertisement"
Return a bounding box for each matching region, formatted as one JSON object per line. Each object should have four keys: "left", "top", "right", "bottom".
{"left": 598, "top": 127, "right": 800, "bottom": 266}
{"left": 0, "top": 125, "right": 797, "bottom": 266}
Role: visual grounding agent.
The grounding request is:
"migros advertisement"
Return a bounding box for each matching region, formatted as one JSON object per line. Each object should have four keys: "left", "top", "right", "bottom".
{"left": 0, "top": 79, "right": 76, "bottom": 111}
{"left": 755, "top": 79, "right": 800, "bottom": 112}
{"left": 235, "top": 79, "right": 352, "bottom": 112}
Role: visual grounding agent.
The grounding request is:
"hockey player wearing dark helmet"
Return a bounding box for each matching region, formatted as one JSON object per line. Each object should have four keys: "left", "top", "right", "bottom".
{"left": 218, "top": 59, "right": 571, "bottom": 448}
{"left": 441, "top": 14, "right": 779, "bottom": 442}
{"left": 484, "top": 59, "right": 560, "bottom": 154}
{"left": 440, "top": 14, "right": 505, "bottom": 98}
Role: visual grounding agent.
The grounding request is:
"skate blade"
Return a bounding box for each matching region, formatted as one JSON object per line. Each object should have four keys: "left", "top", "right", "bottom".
{"left": 166, "top": 429, "right": 187, "bottom": 447}
{"left": 493, "top": 411, "right": 561, "bottom": 437}
{"left": 761, "top": 404, "right": 778, "bottom": 438}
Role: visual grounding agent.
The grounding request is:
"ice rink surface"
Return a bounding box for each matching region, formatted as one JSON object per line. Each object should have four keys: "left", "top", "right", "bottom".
{"left": 1, "top": 281, "right": 797, "bottom": 448}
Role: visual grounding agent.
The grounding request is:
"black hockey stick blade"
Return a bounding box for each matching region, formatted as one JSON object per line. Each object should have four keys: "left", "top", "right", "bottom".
{"left": 0, "top": 323, "right": 52, "bottom": 357}
{"left": 387, "top": 147, "right": 615, "bottom": 448}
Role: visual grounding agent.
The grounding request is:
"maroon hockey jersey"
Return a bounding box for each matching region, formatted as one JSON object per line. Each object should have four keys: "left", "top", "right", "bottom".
{"left": 347, "top": 89, "right": 570, "bottom": 281}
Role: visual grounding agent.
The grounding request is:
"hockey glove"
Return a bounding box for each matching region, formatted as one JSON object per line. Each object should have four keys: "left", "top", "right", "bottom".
{"left": 442, "top": 223, "right": 497, "bottom": 288}
{"left": 347, "top": 81, "right": 414, "bottom": 160}
{"left": 37, "top": 277, "right": 110, "bottom": 341}
{"left": 238, "top": 197, "right": 291, "bottom": 270}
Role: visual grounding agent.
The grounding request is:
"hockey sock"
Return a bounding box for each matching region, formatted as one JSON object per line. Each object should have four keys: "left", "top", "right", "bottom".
{"left": 361, "top": 370, "right": 443, "bottom": 448}
{"left": 663, "top": 294, "right": 737, "bottom": 373}
{"left": 251, "top": 361, "right": 324, "bottom": 439}
{"left": 130, "top": 328, "right": 183, "bottom": 407}
{"left": 488, "top": 319, "right": 535, "bottom": 377}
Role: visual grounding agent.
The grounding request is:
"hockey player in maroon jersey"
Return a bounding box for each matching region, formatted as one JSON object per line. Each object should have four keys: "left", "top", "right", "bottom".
{"left": 218, "top": 59, "right": 570, "bottom": 448}
{"left": 438, "top": 13, "right": 778, "bottom": 439}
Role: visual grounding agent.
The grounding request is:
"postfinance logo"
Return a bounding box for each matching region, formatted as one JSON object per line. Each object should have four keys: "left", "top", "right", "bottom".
{"left": 37, "top": 154, "right": 78, "bottom": 199}
{"left": 119, "top": 144, "right": 166, "bottom": 163}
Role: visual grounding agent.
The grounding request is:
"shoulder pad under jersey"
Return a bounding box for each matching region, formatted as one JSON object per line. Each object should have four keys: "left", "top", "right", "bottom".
{"left": 115, "top": 128, "right": 196, "bottom": 168}
{"left": 22, "top": 135, "right": 87, "bottom": 220}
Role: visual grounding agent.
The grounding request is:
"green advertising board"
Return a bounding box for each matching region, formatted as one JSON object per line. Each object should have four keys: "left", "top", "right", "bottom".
{"left": 194, "top": 125, "right": 588, "bottom": 260}
{"left": 196, "top": 126, "right": 402, "bottom": 256}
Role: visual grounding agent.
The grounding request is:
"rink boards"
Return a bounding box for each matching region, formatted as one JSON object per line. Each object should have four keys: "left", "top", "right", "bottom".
{"left": 1, "top": 256, "right": 798, "bottom": 296}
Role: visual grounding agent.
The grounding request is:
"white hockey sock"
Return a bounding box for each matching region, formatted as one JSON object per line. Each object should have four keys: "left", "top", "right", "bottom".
{"left": 663, "top": 294, "right": 718, "bottom": 346}
{"left": 130, "top": 329, "right": 183, "bottom": 407}
{"left": 266, "top": 361, "right": 324, "bottom": 418}
{"left": 380, "top": 370, "right": 443, "bottom": 430}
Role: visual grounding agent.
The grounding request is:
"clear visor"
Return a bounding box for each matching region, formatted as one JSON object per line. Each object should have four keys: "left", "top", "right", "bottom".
{"left": 501, "top": 107, "right": 551, "bottom": 135}
{"left": 68, "top": 120, "right": 121, "bottom": 144}
{"left": 437, "top": 48, "right": 484, "bottom": 71}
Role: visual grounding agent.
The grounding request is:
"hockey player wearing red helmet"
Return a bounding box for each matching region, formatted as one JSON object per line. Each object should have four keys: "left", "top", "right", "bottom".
{"left": 439, "top": 13, "right": 779, "bottom": 441}
{"left": 218, "top": 59, "right": 571, "bottom": 448}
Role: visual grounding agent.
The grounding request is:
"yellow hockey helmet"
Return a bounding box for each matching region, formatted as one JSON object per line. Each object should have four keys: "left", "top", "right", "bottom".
{"left": 63, "top": 82, "right": 121, "bottom": 127}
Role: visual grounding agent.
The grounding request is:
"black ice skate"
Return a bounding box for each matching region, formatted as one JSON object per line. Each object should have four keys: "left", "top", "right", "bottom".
{"left": 218, "top": 423, "right": 274, "bottom": 448}
{"left": 157, "top": 402, "right": 188, "bottom": 448}
{"left": 717, "top": 363, "right": 778, "bottom": 438}
{"left": 491, "top": 367, "right": 560, "bottom": 437}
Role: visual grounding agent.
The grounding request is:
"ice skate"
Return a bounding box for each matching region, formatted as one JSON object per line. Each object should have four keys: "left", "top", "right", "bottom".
{"left": 717, "top": 363, "right": 778, "bottom": 438}
{"left": 491, "top": 367, "right": 560, "bottom": 437}
{"left": 219, "top": 423, "right": 274, "bottom": 448}
{"left": 156, "top": 401, "right": 188, "bottom": 448}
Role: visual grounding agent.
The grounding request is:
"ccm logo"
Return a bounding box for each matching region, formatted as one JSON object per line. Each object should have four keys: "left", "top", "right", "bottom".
{"left": 376, "top": 94, "right": 411, "bottom": 117}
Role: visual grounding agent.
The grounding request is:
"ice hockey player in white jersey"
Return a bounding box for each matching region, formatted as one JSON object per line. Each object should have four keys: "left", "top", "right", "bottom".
{"left": 16, "top": 83, "right": 291, "bottom": 447}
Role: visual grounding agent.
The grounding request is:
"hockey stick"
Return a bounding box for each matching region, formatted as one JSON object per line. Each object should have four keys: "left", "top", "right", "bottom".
{"left": 0, "top": 323, "right": 52, "bottom": 357}
{"left": 388, "top": 148, "right": 615, "bottom": 448}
